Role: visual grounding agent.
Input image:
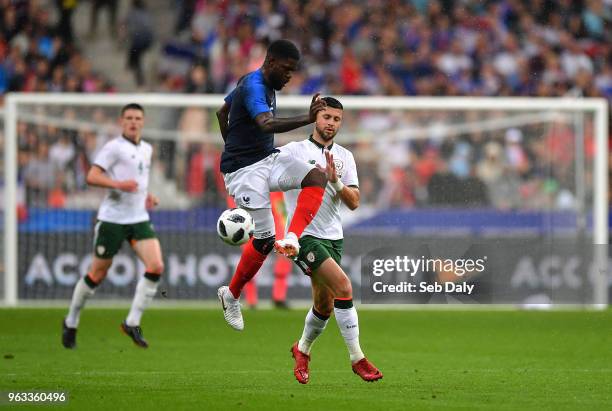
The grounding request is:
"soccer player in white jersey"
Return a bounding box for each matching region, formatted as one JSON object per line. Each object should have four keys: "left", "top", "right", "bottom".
{"left": 282, "top": 97, "right": 383, "bottom": 383}
{"left": 62, "top": 103, "right": 164, "bottom": 349}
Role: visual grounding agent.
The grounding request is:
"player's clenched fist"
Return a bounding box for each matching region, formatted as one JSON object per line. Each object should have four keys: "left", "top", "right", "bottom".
{"left": 145, "top": 193, "right": 159, "bottom": 209}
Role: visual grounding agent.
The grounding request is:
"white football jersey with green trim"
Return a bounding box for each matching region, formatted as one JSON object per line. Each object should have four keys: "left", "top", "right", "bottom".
{"left": 281, "top": 137, "right": 358, "bottom": 240}
{"left": 94, "top": 136, "right": 152, "bottom": 224}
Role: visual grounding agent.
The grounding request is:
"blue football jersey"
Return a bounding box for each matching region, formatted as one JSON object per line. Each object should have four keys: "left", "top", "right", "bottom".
{"left": 220, "top": 69, "right": 279, "bottom": 173}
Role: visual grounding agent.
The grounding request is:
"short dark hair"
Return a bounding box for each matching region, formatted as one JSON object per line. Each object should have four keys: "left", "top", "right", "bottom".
{"left": 121, "top": 103, "right": 145, "bottom": 116}
{"left": 321, "top": 96, "right": 343, "bottom": 110}
{"left": 266, "top": 39, "right": 300, "bottom": 61}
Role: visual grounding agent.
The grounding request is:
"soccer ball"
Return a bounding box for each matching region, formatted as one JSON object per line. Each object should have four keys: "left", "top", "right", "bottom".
{"left": 217, "top": 208, "right": 255, "bottom": 246}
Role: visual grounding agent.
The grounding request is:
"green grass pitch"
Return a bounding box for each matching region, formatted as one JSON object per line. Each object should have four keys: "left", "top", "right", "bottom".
{"left": 1, "top": 308, "right": 611, "bottom": 410}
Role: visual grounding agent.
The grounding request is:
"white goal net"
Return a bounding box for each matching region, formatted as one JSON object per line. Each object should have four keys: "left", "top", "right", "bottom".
{"left": 2, "top": 94, "right": 608, "bottom": 306}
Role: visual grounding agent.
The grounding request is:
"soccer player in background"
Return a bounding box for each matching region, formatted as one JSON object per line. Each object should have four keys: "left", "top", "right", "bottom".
{"left": 282, "top": 97, "right": 383, "bottom": 383}
{"left": 215, "top": 39, "right": 328, "bottom": 331}
{"left": 62, "top": 103, "right": 163, "bottom": 349}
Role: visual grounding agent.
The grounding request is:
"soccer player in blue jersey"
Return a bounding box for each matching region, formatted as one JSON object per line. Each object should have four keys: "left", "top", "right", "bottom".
{"left": 215, "top": 39, "right": 328, "bottom": 330}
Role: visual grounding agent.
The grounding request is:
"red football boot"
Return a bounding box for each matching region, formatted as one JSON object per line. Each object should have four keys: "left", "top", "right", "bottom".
{"left": 352, "top": 358, "right": 383, "bottom": 382}
{"left": 290, "top": 342, "right": 310, "bottom": 384}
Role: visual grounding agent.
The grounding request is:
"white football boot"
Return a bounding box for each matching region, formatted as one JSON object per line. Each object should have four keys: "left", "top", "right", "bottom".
{"left": 217, "top": 286, "right": 244, "bottom": 331}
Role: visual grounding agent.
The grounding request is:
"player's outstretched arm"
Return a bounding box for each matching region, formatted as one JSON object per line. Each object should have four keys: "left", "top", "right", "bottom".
{"left": 86, "top": 165, "right": 138, "bottom": 192}
{"left": 216, "top": 102, "right": 231, "bottom": 142}
{"left": 325, "top": 150, "right": 359, "bottom": 210}
{"left": 255, "top": 93, "right": 327, "bottom": 134}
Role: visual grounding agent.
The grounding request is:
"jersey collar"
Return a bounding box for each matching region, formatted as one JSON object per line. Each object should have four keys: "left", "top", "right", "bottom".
{"left": 309, "top": 135, "right": 333, "bottom": 152}
{"left": 121, "top": 134, "right": 140, "bottom": 146}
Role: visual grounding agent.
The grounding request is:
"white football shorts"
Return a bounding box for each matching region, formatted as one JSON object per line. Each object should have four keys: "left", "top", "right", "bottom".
{"left": 223, "top": 151, "right": 315, "bottom": 238}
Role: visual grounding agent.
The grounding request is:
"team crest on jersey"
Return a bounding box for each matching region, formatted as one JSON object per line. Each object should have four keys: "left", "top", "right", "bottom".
{"left": 97, "top": 245, "right": 106, "bottom": 256}
{"left": 308, "top": 160, "right": 316, "bottom": 165}
{"left": 334, "top": 159, "right": 344, "bottom": 177}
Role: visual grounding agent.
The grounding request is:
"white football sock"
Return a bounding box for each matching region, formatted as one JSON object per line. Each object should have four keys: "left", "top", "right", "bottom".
{"left": 65, "top": 277, "right": 95, "bottom": 328}
{"left": 298, "top": 307, "right": 329, "bottom": 355}
{"left": 126, "top": 276, "right": 159, "bottom": 327}
{"left": 334, "top": 301, "right": 365, "bottom": 363}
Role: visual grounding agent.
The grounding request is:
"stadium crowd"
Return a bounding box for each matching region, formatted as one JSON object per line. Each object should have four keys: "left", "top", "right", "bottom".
{"left": 0, "top": 0, "right": 115, "bottom": 95}
{"left": 161, "top": 0, "right": 610, "bottom": 99}
{"left": 1, "top": 0, "right": 610, "bottom": 212}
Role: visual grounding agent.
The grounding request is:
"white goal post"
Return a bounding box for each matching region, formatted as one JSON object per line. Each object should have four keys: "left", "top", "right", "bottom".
{"left": 3, "top": 93, "right": 609, "bottom": 306}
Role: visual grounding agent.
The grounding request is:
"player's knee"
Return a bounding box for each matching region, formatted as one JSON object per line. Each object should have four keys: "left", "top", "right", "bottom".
{"left": 301, "top": 168, "right": 327, "bottom": 188}
{"left": 334, "top": 276, "right": 353, "bottom": 299}
{"left": 252, "top": 236, "right": 275, "bottom": 255}
{"left": 89, "top": 270, "right": 107, "bottom": 284}
{"left": 147, "top": 260, "right": 164, "bottom": 275}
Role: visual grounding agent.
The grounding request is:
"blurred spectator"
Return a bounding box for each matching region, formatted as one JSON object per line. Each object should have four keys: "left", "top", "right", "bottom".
{"left": 488, "top": 171, "right": 523, "bottom": 210}
{"left": 477, "top": 142, "right": 505, "bottom": 184}
{"left": 23, "top": 142, "right": 56, "bottom": 207}
{"left": 463, "top": 166, "right": 489, "bottom": 207}
{"left": 582, "top": 0, "right": 607, "bottom": 41}
{"left": 55, "top": 0, "right": 78, "bottom": 44}
{"left": 504, "top": 129, "right": 529, "bottom": 175}
{"left": 174, "top": 0, "right": 197, "bottom": 35}
{"left": 477, "top": 142, "right": 522, "bottom": 209}
{"left": 177, "top": 105, "right": 207, "bottom": 190}
{"left": 428, "top": 157, "right": 462, "bottom": 206}
{"left": 49, "top": 131, "right": 75, "bottom": 170}
{"left": 185, "top": 142, "right": 224, "bottom": 205}
{"left": 123, "top": 0, "right": 154, "bottom": 87}
{"left": 89, "top": 0, "right": 119, "bottom": 39}
{"left": 185, "top": 64, "right": 212, "bottom": 94}
{"left": 376, "top": 166, "right": 415, "bottom": 209}
{"left": 560, "top": 35, "right": 594, "bottom": 79}
{"left": 438, "top": 39, "right": 472, "bottom": 77}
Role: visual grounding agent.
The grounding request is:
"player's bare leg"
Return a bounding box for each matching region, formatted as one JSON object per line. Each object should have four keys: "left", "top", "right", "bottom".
{"left": 275, "top": 168, "right": 327, "bottom": 258}
{"left": 315, "top": 258, "right": 383, "bottom": 382}
{"left": 121, "top": 238, "right": 164, "bottom": 348}
{"left": 63, "top": 256, "right": 111, "bottom": 348}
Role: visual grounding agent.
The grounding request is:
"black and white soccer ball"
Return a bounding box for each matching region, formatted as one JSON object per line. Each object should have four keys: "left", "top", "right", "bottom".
{"left": 217, "top": 208, "right": 255, "bottom": 246}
